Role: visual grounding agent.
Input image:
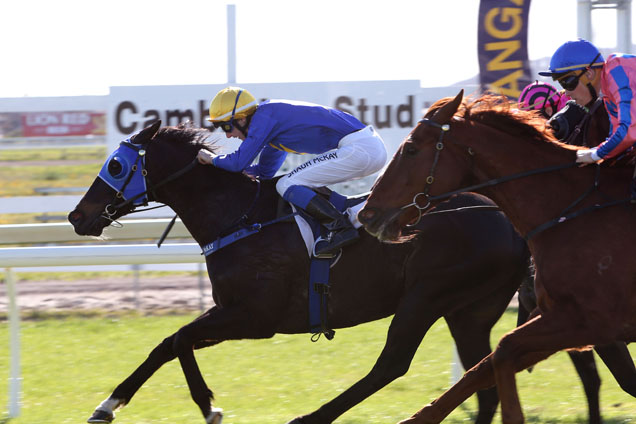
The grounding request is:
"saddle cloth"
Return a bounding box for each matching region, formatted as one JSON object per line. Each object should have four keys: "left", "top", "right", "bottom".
{"left": 292, "top": 191, "right": 367, "bottom": 257}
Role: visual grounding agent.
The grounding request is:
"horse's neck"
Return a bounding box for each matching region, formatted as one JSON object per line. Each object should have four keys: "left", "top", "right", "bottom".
{"left": 569, "top": 101, "right": 607, "bottom": 148}
{"left": 159, "top": 172, "right": 274, "bottom": 246}
{"left": 469, "top": 130, "right": 583, "bottom": 238}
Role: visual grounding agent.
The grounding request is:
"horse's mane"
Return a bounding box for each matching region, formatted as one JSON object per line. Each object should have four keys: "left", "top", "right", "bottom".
{"left": 152, "top": 122, "right": 222, "bottom": 154}
{"left": 427, "top": 93, "right": 576, "bottom": 150}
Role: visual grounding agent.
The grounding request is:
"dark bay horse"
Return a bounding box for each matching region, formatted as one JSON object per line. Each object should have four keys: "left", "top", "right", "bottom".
{"left": 359, "top": 91, "right": 636, "bottom": 423}
{"left": 68, "top": 121, "right": 531, "bottom": 424}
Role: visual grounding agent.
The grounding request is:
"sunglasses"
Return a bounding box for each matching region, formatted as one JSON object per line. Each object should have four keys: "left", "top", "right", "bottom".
{"left": 556, "top": 52, "right": 602, "bottom": 91}
{"left": 213, "top": 121, "right": 234, "bottom": 133}
{"left": 557, "top": 71, "right": 584, "bottom": 91}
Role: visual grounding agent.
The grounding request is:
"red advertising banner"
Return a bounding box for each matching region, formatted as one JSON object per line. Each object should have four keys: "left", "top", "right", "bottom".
{"left": 20, "top": 111, "right": 106, "bottom": 137}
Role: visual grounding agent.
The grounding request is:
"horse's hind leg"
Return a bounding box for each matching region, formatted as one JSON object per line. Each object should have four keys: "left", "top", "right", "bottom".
{"left": 567, "top": 350, "right": 601, "bottom": 424}
{"left": 399, "top": 315, "right": 568, "bottom": 424}
{"left": 399, "top": 350, "right": 499, "bottom": 424}
{"left": 491, "top": 315, "right": 603, "bottom": 424}
{"left": 285, "top": 281, "right": 449, "bottom": 424}
{"left": 595, "top": 341, "right": 636, "bottom": 397}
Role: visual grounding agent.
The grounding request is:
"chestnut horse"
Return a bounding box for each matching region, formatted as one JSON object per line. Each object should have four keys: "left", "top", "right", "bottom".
{"left": 359, "top": 91, "right": 636, "bottom": 423}
{"left": 69, "top": 121, "right": 532, "bottom": 424}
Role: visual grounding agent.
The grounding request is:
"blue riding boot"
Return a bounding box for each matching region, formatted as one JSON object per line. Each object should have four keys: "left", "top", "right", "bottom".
{"left": 304, "top": 196, "right": 359, "bottom": 256}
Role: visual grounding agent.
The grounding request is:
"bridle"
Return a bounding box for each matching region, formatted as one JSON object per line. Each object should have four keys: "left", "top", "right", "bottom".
{"left": 397, "top": 118, "right": 607, "bottom": 239}
{"left": 400, "top": 118, "right": 479, "bottom": 226}
{"left": 97, "top": 138, "right": 268, "bottom": 247}
{"left": 98, "top": 139, "right": 198, "bottom": 226}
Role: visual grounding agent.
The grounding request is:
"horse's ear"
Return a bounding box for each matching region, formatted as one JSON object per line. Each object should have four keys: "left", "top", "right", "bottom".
{"left": 133, "top": 120, "right": 162, "bottom": 144}
{"left": 433, "top": 90, "right": 463, "bottom": 124}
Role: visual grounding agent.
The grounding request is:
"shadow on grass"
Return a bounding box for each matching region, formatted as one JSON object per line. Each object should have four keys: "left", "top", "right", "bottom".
{"left": 525, "top": 415, "right": 633, "bottom": 423}
{"left": 443, "top": 404, "right": 633, "bottom": 424}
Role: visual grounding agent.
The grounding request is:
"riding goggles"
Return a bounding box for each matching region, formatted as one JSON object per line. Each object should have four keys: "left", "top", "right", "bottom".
{"left": 213, "top": 120, "right": 234, "bottom": 133}
{"left": 557, "top": 71, "right": 585, "bottom": 91}
{"left": 556, "top": 52, "right": 602, "bottom": 91}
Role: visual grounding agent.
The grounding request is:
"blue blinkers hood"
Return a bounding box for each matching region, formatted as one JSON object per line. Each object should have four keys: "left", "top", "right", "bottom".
{"left": 98, "top": 139, "right": 149, "bottom": 206}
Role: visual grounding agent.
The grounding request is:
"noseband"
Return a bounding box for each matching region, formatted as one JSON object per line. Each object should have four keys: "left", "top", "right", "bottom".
{"left": 400, "top": 118, "right": 476, "bottom": 226}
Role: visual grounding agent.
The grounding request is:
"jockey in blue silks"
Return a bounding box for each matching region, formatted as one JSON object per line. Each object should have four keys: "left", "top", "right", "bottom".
{"left": 539, "top": 38, "right": 636, "bottom": 199}
{"left": 197, "top": 87, "right": 388, "bottom": 256}
{"left": 539, "top": 38, "right": 636, "bottom": 164}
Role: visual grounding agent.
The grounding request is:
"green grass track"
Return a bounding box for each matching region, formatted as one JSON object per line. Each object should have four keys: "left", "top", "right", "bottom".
{"left": 1, "top": 311, "right": 635, "bottom": 423}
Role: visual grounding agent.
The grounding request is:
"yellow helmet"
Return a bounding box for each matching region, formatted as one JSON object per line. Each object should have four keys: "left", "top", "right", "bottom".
{"left": 207, "top": 87, "right": 258, "bottom": 122}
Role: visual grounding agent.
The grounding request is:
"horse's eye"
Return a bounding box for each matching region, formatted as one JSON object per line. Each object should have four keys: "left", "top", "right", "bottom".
{"left": 404, "top": 144, "right": 418, "bottom": 156}
{"left": 108, "top": 158, "right": 124, "bottom": 177}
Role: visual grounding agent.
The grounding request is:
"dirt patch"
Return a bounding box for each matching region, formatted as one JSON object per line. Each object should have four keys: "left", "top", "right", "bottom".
{"left": 0, "top": 275, "right": 215, "bottom": 315}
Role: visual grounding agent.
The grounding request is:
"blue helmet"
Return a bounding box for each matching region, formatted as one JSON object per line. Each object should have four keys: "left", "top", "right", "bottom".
{"left": 539, "top": 39, "right": 604, "bottom": 77}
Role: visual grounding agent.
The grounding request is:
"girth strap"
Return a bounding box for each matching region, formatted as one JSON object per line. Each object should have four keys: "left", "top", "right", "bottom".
{"left": 309, "top": 257, "right": 335, "bottom": 341}
{"left": 201, "top": 213, "right": 297, "bottom": 256}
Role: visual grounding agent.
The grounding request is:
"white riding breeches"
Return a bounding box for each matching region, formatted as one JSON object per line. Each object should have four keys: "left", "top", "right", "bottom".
{"left": 275, "top": 125, "right": 387, "bottom": 197}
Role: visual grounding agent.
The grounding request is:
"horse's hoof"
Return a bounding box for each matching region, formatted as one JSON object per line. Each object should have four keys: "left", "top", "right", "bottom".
{"left": 87, "top": 409, "right": 114, "bottom": 423}
{"left": 398, "top": 405, "right": 441, "bottom": 424}
{"left": 205, "top": 407, "right": 223, "bottom": 424}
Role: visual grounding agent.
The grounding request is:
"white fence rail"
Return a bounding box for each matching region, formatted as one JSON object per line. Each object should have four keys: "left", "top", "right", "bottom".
{"left": 0, "top": 243, "right": 204, "bottom": 268}
{"left": 1, "top": 218, "right": 203, "bottom": 419}
{"left": 0, "top": 218, "right": 192, "bottom": 245}
{"left": 0, "top": 196, "right": 175, "bottom": 217}
{"left": 1, "top": 219, "right": 464, "bottom": 419}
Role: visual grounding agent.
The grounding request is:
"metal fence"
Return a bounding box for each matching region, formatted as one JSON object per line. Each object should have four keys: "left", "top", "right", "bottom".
{"left": 1, "top": 218, "right": 205, "bottom": 418}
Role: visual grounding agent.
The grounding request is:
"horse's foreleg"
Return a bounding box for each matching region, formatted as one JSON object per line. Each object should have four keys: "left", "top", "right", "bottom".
{"left": 567, "top": 350, "right": 601, "bottom": 424}
{"left": 175, "top": 349, "right": 219, "bottom": 423}
{"left": 87, "top": 309, "right": 221, "bottom": 423}
{"left": 171, "top": 303, "right": 277, "bottom": 422}
{"left": 87, "top": 333, "right": 180, "bottom": 423}
{"left": 595, "top": 341, "right": 636, "bottom": 397}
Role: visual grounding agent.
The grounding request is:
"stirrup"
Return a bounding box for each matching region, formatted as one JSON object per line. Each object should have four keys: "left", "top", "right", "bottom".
{"left": 312, "top": 236, "right": 340, "bottom": 258}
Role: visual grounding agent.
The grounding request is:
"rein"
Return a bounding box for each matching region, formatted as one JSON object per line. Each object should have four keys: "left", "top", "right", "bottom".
{"left": 100, "top": 139, "right": 293, "bottom": 253}
{"left": 110, "top": 158, "right": 199, "bottom": 213}
{"left": 405, "top": 118, "right": 630, "bottom": 240}
{"left": 562, "top": 98, "right": 603, "bottom": 146}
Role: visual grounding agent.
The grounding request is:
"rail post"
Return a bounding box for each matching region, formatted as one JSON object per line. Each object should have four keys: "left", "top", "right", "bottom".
{"left": 6, "top": 267, "right": 21, "bottom": 418}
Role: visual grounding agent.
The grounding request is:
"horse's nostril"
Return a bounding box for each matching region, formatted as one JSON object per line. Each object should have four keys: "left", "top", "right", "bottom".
{"left": 68, "top": 210, "right": 83, "bottom": 224}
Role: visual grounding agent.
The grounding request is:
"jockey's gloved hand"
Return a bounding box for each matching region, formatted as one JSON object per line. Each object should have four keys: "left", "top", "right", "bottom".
{"left": 197, "top": 149, "right": 216, "bottom": 165}
{"left": 576, "top": 148, "right": 601, "bottom": 165}
{"left": 243, "top": 165, "right": 259, "bottom": 178}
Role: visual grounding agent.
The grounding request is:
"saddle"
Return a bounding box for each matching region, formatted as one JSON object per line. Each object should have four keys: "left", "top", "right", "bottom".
{"left": 277, "top": 187, "right": 368, "bottom": 257}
